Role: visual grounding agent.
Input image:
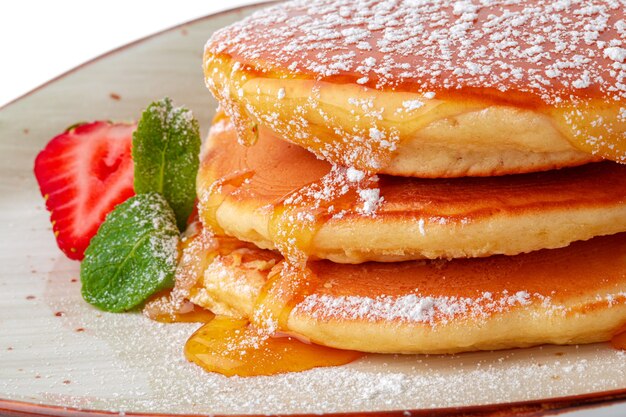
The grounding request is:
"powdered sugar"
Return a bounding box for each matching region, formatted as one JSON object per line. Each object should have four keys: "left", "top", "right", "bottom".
{"left": 402, "top": 99, "right": 424, "bottom": 111}
{"left": 295, "top": 289, "right": 626, "bottom": 329}
{"left": 346, "top": 167, "right": 366, "bottom": 182}
{"left": 605, "top": 46, "right": 626, "bottom": 62}
{"left": 206, "top": 0, "right": 626, "bottom": 105}
{"left": 358, "top": 188, "right": 383, "bottom": 215}
{"left": 296, "top": 290, "right": 539, "bottom": 326}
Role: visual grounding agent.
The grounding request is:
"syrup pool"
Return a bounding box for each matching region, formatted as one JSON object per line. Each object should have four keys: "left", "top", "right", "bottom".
{"left": 185, "top": 317, "right": 363, "bottom": 377}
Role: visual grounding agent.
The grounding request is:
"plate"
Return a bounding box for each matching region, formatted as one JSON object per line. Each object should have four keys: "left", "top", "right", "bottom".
{"left": 1, "top": 3, "right": 626, "bottom": 416}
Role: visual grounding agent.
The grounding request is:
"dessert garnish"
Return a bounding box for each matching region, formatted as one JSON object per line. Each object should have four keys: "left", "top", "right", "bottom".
{"left": 132, "top": 97, "right": 200, "bottom": 230}
{"left": 80, "top": 192, "right": 179, "bottom": 312}
{"left": 35, "top": 97, "right": 201, "bottom": 312}
{"left": 34, "top": 121, "right": 135, "bottom": 260}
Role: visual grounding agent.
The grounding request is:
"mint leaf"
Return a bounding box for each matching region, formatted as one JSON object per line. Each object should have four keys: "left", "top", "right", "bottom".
{"left": 132, "top": 97, "right": 201, "bottom": 230}
{"left": 80, "top": 192, "right": 179, "bottom": 312}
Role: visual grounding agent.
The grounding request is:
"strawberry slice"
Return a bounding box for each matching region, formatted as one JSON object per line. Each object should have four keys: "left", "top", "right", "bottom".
{"left": 34, "top": 121, "right": 136, "bottom": 260}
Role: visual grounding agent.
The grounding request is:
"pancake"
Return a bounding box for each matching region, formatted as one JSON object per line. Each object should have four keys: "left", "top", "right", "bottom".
{"left": 197, "top": 116, "right": 626, "bottom": 263}
{"left": 184, "top": 229, "right": 626, "bottom": 354}
{"left": 203, "top": 0, "right": 625, "bottom": 177}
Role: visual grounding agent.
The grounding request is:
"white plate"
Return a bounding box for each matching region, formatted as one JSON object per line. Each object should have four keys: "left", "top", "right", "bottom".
{"left": 1, "top": 3, "right": 626, "bottom": 416}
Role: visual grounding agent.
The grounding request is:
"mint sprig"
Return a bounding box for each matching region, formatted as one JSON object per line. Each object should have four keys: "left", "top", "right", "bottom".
{"left": 80, "top": 192, "right": 179, "bottom": 312}
{"left": 132, "top": 97, "right": 201, "bottom": 230}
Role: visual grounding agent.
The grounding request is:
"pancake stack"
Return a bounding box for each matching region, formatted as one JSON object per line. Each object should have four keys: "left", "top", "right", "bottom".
{"left": 172, "top": 0, "right": 626, "bottom": 354}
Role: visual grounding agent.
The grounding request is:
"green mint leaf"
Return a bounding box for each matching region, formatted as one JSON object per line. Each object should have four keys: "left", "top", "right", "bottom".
{"left": 80, "top": 192, "right": 179, "bottom": 312}
{"left": 132, "top": 97, "right": 201, "bottom": 230}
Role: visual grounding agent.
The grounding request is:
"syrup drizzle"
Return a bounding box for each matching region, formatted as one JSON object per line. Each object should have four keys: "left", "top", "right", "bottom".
{"left": 207, "top": 61, "right": 625, "bottom": 173}
{"left": 611, "top": 328, "right": 626, "bottom": 351}
{"left": 192, "top": 161, "right": 377, "bottom": 375}
{"left": 248, "top": 160, "right": 386, "bottom": 330}
{"left": 147, "top": 172, "right": 370, "bottom": 375}
{"left": 150, "top": 300, "right": 215, "bottom": 324}
{"left": 551, "top": 103, "right": 626, "bottom": 164}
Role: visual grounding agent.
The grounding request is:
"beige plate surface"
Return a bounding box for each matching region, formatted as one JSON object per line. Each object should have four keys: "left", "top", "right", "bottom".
{"left": 1, "top": 3, "right": 626, "bottom": 416}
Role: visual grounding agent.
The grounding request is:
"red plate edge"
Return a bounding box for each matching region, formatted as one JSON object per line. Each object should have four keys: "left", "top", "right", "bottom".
{"left": 1, "top": 386, "right": 626, "bottom": 417}
{"left": 2, "top": 2, "right": 625, "bottom": 416}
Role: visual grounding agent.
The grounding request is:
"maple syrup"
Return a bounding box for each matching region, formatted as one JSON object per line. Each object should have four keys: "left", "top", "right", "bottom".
{"left": 184, "top": 316, "right": 363, "bottom": 377}
{"left": 611, "top": 333, "right": 626, "bottom": 350}
{"left": 148, "top": 224, "right": 365, "bottom": 376}
{"left": 151, "top": 302, "right": 215, "bottom": 324}
{"left": 551, "top": 102, "right": 626, "bottom": 164}
{"left": 611, "top": 328, "right": 626, "bottom": 351}
{"left": 145, "top": 214, "right": 365, "bottom": 375}
{"left": 197, "top": 111, "right": 383, "bottom": 333}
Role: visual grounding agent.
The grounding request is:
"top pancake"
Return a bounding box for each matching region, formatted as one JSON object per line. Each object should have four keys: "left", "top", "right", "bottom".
{"left": 204, "top": 0, "right": 626, "bottom": 176}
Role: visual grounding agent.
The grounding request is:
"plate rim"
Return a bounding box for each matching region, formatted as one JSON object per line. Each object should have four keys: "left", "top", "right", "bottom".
{"left": 1, "top": 2, "right": 625, "bottom": 416}
{"left": 2, "top": 386, "right": 626, "bottom": 417}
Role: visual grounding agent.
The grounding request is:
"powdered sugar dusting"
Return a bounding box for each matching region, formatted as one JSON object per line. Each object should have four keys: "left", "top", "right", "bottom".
{"left": 296, "top": 290, "right": 539, "bottom": 326}
{"left": 6, "top": 270, "right": 626, "bottom": 414}
{"left": 358, "top": 187, "right": 383, "bottom": 215}
{"left": 206, "top": 0, "right": 626, "bottom": 104}
{"left": 605, "top": 46, "right": 626, "bottom": 62}
{"left": 402, "top": 99, "right": 424, "bottom": 111}
{"left": 346, "top": 166, "right": 366, "bottom": 182}
{"left": 296, "top": 289, "right": 626, "bottom": 328}
{"left": 271, "top": 165, "right": 385, "bottom": 248}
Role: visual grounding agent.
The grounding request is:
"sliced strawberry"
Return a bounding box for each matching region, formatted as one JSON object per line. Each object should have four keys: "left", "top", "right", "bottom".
{"left": 34, "top": 121, "right": 136, "bottom": 260}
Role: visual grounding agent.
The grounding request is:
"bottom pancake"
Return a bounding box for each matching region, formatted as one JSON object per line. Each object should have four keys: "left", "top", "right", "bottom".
{"left": 181, "top": 227, "right": 626, "bottom": 355}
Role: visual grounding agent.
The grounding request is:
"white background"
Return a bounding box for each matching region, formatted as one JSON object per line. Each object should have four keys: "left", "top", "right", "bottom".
{"left": 0, "top": 0, "right": 269, "bottom": 108}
